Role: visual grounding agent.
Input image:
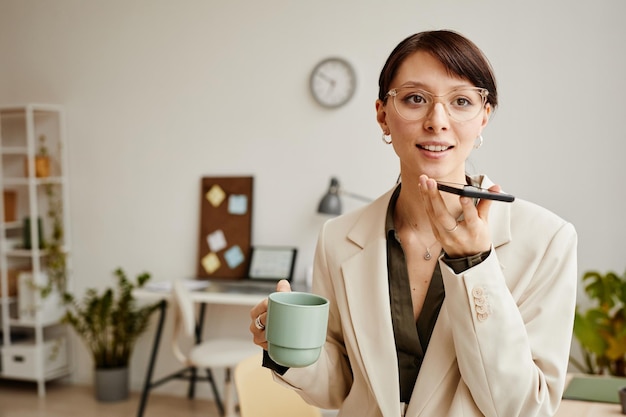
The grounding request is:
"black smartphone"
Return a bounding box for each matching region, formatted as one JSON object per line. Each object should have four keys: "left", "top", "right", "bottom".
{"left": 437, "top": 182, "right": 515, "bottom": 203}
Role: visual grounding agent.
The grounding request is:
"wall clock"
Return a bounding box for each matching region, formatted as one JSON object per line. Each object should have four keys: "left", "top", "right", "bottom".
{"left": 309, "top": 57, "right": 356, "bottom": 108}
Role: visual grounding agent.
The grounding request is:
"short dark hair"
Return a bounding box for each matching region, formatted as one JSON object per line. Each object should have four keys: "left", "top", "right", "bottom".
{"left": 378, "top": 30, "right": 498, "bottom": 109}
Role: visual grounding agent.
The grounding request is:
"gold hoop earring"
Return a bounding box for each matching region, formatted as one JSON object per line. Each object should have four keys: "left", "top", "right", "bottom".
{"left": 474, "top": 135, "right": 483, "bottom": 149}
{"left": 382, "top": 132, "right": 392, "bottom": 144}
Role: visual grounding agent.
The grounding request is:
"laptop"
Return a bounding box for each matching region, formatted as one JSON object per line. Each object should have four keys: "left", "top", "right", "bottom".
{"left": 204, "top": 246, "right": 304, "bottom": 295}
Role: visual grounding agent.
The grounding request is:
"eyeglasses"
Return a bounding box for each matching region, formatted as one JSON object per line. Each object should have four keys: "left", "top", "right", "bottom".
{"left": 385, "top": 87, "right": 488, "bottom": 122}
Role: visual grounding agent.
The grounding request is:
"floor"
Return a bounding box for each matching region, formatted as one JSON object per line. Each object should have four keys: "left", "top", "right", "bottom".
{"left": 2, "top": 378, "right": 616, "bottom": 417}
{"left": 0, "top": 379, "right": 221, "bottom": 417}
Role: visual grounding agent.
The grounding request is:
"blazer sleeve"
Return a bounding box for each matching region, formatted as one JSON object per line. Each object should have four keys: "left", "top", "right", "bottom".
{"left": 440, "top": 220, "right": 577, "bottom": 417}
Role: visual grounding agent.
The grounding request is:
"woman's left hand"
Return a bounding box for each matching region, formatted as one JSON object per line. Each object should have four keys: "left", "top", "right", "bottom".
{"left": 419, "top": 175, "right": 496, "bottom": 258}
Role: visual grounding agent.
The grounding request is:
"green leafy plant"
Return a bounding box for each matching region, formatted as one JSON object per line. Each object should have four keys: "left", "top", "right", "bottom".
{"left": 62, "top": 268, "right": 159, "bottom": 369}
{"left": 572, "top": 270, "right": 626, "bottom": 376}
{"left": 40, "top": 182, "right": 66, "bottom": 298}
{"left": 23, "top": 183, "right": 65, "bottom": 299}
{"left": 38, "top": 134, "right": 48, "bottom": 157}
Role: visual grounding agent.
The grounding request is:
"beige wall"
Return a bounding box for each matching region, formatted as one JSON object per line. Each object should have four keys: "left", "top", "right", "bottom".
{"left": 0, "top": 0, "right": 624, "bottom": 400}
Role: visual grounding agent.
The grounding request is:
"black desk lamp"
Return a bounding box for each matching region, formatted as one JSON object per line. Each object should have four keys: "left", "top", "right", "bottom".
{"left": 317, "top": 177, "right": 372, "bottom": 215}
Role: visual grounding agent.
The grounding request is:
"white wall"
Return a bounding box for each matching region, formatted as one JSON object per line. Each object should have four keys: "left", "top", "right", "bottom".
{"left": 1, "top": 0, "right": 625, "bottom": 400}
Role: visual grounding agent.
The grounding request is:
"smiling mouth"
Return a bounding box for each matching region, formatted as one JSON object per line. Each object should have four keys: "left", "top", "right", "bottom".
{"left": 417, "top": 144, "right": 453, "bottom": 152}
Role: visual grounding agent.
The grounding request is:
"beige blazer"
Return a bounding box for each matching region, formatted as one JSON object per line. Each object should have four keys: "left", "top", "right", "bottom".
{"left": 277, "top": 176, "right": 578, "bottom": 417}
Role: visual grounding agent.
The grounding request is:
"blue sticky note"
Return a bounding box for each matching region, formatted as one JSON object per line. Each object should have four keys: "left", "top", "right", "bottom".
{"left": 228, "top": 195, "right": 248, "bottom": 215}
{"left": 224, "top": 245, "right": 245, "bottom": 269}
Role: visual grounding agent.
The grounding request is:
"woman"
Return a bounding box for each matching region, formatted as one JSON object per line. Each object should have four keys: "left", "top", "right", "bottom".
{"left": 250, "top": 30, "right": 577, "bottom": 417}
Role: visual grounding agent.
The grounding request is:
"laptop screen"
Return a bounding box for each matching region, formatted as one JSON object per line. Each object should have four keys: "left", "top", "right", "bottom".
{"left": 247, "top": 246, "right": 297, "bottom": 282}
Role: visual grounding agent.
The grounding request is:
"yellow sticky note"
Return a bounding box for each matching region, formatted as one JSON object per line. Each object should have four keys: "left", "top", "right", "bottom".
{"left": 206, "top": 184, "right": 226, "bottom": 207}
{"left": 201, "top": 252, "right": 221, "bottom": 274}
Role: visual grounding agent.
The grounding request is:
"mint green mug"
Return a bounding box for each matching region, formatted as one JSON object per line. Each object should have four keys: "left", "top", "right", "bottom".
{"left": 266, "top": 292, "right": 329, "bottom": 368}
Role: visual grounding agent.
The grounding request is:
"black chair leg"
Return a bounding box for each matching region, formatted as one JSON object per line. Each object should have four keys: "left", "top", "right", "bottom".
{"left": 137, "top": 300, "right": 167, "bottom": 417}
{"left": 206, "top": 368, "right": 224, "bottom": 416}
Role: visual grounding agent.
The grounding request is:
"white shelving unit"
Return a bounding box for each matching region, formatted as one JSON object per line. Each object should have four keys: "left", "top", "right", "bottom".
{"left": 0, "top": 104, "right": 72, "bottom": 396}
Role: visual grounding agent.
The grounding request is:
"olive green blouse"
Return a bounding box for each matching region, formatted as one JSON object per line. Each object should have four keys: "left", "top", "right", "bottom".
{"left": 386, "top": 185, "right": 488, "bottom": 403}
{"left": 385, "top": 185, "right": 445, "bottom": 403}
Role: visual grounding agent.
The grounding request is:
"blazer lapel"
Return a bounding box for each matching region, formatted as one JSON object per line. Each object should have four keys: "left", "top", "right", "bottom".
{"left": 342, "top": 189, "right": 402, "bottom": 417}
{"left": 406, "top": 306, "right": 457, "bottom": 416}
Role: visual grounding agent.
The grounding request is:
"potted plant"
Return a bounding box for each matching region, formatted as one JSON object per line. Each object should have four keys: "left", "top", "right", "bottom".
{"left": 39, "top": 181, "right": 67, "bottom": 297}
{"left": 21, "top": 182, "right": 67, "bottom": 298}
{"left": 572, "top": 269, "right": 626, "bottom": 376}
{"left": 62, "top": 267, "right": 160, "bottom": 401}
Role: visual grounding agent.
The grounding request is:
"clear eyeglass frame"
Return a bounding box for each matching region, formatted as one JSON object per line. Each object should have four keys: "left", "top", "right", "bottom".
{"left": 385, "top": 87, "right": 489, "bottom": 122}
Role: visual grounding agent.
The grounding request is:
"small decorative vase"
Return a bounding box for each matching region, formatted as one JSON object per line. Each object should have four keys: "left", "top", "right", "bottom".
{"left": 94, "top": 367, "right": 129, "bottom": 402}
{"left": 24, "top": 156, "right": 50, "bottom": 178}
{"left": 34, "top": 156, "right": 50, "bottom": 178}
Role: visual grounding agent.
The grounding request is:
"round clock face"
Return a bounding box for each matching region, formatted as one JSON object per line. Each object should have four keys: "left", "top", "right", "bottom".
{"left": 309, "top": 57, "right": 356, "bottom": 108}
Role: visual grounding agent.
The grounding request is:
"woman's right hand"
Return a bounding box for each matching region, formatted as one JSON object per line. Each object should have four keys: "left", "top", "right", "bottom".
{"left": 249, "top": 279, "right": 292, "bottom": 349}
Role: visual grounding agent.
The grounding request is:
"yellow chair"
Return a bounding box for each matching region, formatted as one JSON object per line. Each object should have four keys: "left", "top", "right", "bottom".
{"left": 235, "top": 352, "right": 322, "bottom": 417}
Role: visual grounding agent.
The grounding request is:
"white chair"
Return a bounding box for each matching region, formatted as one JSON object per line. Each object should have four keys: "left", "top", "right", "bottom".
{"left": 171, "top": 279, "right": 258, "bottom": 417}
{"left": 235, "top": 352, "right": 323, "bottom": 417}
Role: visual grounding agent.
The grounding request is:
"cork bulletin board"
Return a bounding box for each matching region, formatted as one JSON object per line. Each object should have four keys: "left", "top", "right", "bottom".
{"left": 196, "top": 176, "right": 253, "bottom": 279}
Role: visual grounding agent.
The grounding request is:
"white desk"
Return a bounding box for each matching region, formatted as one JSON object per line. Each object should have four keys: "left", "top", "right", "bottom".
{"left": 134, "top": 286, "right": 266, "bottom": 306}
{"left": 133, "top": 286, "right": 268, "bottom": 417}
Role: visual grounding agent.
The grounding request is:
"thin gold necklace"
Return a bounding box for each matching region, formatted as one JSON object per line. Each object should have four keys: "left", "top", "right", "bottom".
{"left": 404, "top": 218, "right": 438, "bottom": 261}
